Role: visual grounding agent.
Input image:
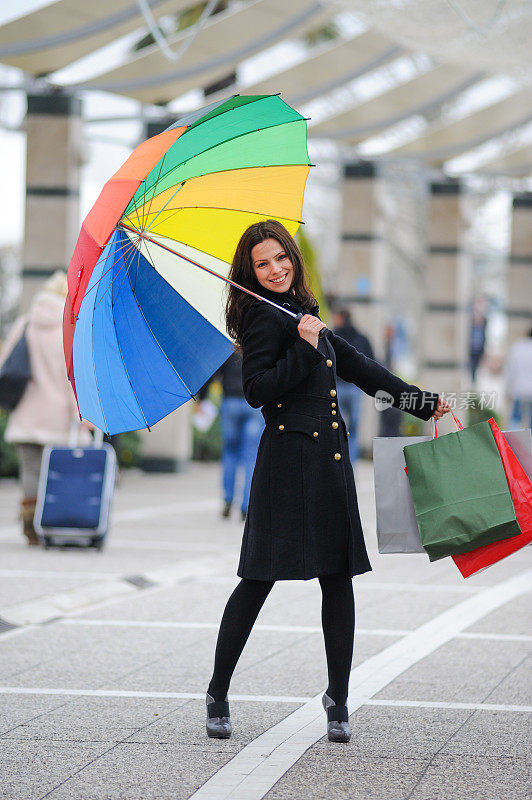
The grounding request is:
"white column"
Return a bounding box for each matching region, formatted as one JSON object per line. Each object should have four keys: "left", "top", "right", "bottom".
{"left": 334, "top": 161, "right": 388, "bottom": 454}
{"left": 21, "top": 92, "right": 82, "bottom": 310}
{"left": 420, "top": 179, "right": 469, "bottom": 400}
{"left": 507, "top": 192, "right": 532, "bottom": 345}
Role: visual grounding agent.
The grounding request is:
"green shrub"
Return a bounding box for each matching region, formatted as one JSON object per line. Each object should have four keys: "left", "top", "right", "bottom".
{"left": 114, "top": 431, "right": 141, "bottom": 468}
{"left": 0, "top": 412, "right": 19, "bottom": 478}
{"left": 192, "top": 412, "right": 222, "bottom": 461}
{"left": 466, "top": 395, "right": 502, "bottom": 428}
{"left": 400, "top": 413, "right": 426, "bottom": 436}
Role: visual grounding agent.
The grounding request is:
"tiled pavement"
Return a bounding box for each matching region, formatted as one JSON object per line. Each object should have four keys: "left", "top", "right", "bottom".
{"left": 0, "top": 462, "right": 530, "bottom": 800}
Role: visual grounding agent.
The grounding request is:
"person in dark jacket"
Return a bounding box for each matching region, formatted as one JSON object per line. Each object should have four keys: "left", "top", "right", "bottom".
{"left": 197, "top": 352, "right": 263, "bottom": 520}
{"left": 205, "top": 220, "right": 451, "bottom": 743}
{"left": 332, "top": 307, "right": 374, "bottom": 461}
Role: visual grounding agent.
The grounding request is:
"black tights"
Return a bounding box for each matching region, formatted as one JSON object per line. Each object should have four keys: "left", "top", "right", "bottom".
{"left": 207, "top": 573, "right": 355, "bottom": 706}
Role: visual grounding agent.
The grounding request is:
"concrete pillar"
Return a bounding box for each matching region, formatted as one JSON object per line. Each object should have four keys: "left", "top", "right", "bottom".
{"left": 334, "top": 161, "right": 388, "bottom": 454}
{"left": 335, "top": 161, "right": 386, "bottom": 355}
{"left": 21, "top": 92, "right": 82, "bottom": 310}
{"left": 420, "top": 179, "right": 469, "bottom": 402}
{"left": 138, "top": 116, "right": 194, "bottom": 471}
{"left": 139, "top": 404, "right": 193, "bottom": 473}
{"left": 507, "top": 193, "right": 532, "bottom": 345}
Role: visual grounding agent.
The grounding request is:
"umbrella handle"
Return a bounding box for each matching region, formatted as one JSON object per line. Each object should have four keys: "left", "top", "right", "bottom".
{"left": 294, "top": 312, "right": 328, "bottom": 339}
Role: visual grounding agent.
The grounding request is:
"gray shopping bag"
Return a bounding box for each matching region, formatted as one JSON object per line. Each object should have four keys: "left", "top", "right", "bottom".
{"left": 504, "top": 429, "right": 532, "bottom": 479}
{"left": 373, "top": 429, "right": 532, "bottom": 555}
{"left": 373, "top": 436, "right": 430, "bottom": 553}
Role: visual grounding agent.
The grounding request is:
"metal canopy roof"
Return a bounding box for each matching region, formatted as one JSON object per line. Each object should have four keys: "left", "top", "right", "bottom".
{"left": 86, "top": 0, "right": 334, "bottom": 103}
{"left": 309, "top": 64, "right": 480, "bottom": 139}
{"left": 1, "top": 1, "right": 531, "bottom": 177}
{"left": 205, "top": 30, "right": 399, "bottom": 105}
{"left": 0, "top": 0, "right": 191, "bottom": 75}
{"left": 480, "top": 143, "right": 532, "bottom": 176}
{"left": 390, "top": 90, "right": 532, "bottom": 160}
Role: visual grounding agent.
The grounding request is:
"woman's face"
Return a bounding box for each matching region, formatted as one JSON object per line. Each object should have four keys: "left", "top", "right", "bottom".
{"left": 251, "top": 238, "right": 294, "bottom": 293}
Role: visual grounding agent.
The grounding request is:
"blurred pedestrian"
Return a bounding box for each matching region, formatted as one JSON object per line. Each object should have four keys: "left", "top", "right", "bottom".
{"left": 197, "top": 352, "right": 263, "bottom": 521}
{"left": 378, "top": 323, "right": 402, "bottom": 437}
{"left": 504, "top": 327, "right": 532, "bottom": 429}
{"left": 331, "top": 307, "right": 374, "bottom": 461}
{"left": 0, "top": 271, "right": 90, "bottom": 546}
{"left": 469, "top": 298, "right": 487, "bottom": 384}
{"left": 204, "top": 220, "right": 450, "bottom": 743}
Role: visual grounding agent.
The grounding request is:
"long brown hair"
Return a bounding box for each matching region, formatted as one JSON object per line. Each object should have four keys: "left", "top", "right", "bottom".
{"left": 225, "top": 220, "right": 316, "bottom": 347}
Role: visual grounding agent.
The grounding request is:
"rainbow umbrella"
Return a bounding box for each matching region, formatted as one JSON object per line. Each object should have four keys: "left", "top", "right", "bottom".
{"left": 64, "top": 94, "right": 310, "bottom": 435}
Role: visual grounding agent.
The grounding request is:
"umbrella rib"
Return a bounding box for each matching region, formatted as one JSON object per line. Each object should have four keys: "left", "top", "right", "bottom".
{"left": 124, "top": 117, "right": 308, "bottom": 219}
{"left": 142, "top": 181, "right": 187, "bottom": 237}
{"left": 120, "top": 224, "right": 299, "bottom": 320}
{"left": 88, "top": 250, "right": 112, "bottom": 437}
{"left": 128, "top": 162, "right": 311, "bottom": 224}
{"left": 144, "top": 148, "right": 169, "bottom": 225}
{"left": 111, "top": 245, "right": 151, "bottom": 432}
{"left": 128, "top": 236, "right": 197, "bottom": 401}
{"left": 177, "top": 95, "right": 274, "bottom": 136}
{"left": 111, "top": 234, "right": 143, "bottom": 308}
{"left": 80, "top": 237, "right": 141, "bottom": 303}
{"left": 142, "top": 205, "right": 304, "bottom": 238}
{"left": 92, "top": 239, "right": 142, "bottom": 312}
{"left": 130, "top": 187, "right": 146, "bottom": 233}
{"left": 138, "top": 158, "right": 150, "bottom": 231}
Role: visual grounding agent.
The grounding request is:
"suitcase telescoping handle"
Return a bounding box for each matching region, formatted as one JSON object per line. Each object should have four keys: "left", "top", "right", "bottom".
{"left": 69, "top": 420, "right": 104, "bottom": 448}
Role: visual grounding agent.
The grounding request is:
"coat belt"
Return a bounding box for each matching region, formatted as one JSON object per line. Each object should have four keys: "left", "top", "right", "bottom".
{"left": 261, "top": 394, "right": 342, "bottom": 422}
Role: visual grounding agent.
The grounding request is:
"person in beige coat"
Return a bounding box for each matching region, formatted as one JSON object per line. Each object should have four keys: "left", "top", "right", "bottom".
{"left": 1, "top": 271, "right": 90, "bottom": 545}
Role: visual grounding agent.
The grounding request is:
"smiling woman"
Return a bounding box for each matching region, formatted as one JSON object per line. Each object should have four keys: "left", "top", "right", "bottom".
{"left": 206, "top": 218, "right": 449, "bottom": 743}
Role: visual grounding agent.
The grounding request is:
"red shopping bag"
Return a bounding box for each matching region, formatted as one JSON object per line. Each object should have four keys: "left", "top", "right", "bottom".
{"left": 452, "top": 418, "right": 532, "bottom": 578}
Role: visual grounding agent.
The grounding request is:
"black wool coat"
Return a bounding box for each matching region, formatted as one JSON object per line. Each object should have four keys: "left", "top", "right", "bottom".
{"left": 237, "top": 289, "right": 439, "bottom": 581}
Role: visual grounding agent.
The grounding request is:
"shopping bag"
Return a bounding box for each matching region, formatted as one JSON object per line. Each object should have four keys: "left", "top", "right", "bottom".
{"left": 403, "top": 418, "right": 522, "bottom": 561}
{"left": 0, "top": 327, "right": 31, "bottom": 410}
{"left": 503, "top": 429, "right": 532, "bottom": 480}
{"left": 373, "top": 436, "right": 431, "bottom": 553}
{"left": 452, "top": 423, "right": 532, "bottom": 577}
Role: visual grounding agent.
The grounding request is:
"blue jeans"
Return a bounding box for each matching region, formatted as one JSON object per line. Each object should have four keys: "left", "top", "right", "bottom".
{"left": 336, "top": 380, "right": 362, "bottom": 462}
{"left": 510, "top": 398, "right": 532, "bottom": 430}
{"left": 220, "top": 397, "right": 264, "bottom": 513}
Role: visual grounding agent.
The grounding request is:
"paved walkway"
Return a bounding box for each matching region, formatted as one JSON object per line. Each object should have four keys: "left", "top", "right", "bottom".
{"left": 0, "top": 461, "right": 530, "bottom": 800}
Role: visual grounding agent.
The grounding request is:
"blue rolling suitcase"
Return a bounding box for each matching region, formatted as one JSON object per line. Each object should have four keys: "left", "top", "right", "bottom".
{"left": 34, "top": 430, "right": 116, "bottom": 550}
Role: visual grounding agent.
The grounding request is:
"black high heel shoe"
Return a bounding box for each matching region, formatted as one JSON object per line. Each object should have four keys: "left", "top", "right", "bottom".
{"left": 206, "top": 692, "right": 232, "bottom": 739}
{"left": 322, "top": 692, "right": 351, "bottom": 743}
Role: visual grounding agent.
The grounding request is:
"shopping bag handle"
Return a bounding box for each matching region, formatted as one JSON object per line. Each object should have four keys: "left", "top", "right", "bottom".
{"left": 405, "top": 410, "right": 464, "bottom": 476}
{"left": 433, "top": 410, "right": 463, "bottom": 439}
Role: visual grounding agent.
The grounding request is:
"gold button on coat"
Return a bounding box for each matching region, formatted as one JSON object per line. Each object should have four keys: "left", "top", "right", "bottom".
{"left": 332, "top": 422, "right": 339, "bottom": 429}
{"left": 313, "top": 431, "right": 319, "bottom": 437}
{"left": 332, "top": 410, "right": 337, "bottom": 415}
{"left": 331, "top": 402, "right": 336, "bottom": 408}
{"left": 277, "top": 402, "right": 283, "bottom": 408}
{"left": 326, "top": 359, "right": 332, "bottom": 367}
{"left": 278, "top": 424, "right": 284, "bottom": 431}
{"left": 330, "top": 389, "right": 337, "bottom": 397}
{"left": 334, "top": 453, "right": 341, "bottom": 461}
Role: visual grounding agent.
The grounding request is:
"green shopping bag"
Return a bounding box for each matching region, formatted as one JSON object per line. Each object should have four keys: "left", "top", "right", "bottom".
{"left": 403, "top": 418, "right": 522, "bottom": 562}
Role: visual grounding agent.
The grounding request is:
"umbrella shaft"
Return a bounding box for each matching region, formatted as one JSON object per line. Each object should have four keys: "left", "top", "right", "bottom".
{"left": 118, "top": 224, "right": 299, "bottom": 319}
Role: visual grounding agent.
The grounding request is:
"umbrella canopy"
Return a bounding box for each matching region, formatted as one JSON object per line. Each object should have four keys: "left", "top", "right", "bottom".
{"left": 64, "top": 94, "right": 311, "bottom": 435}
